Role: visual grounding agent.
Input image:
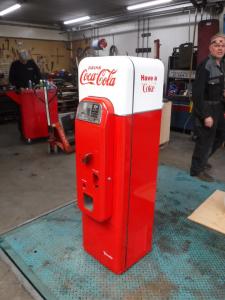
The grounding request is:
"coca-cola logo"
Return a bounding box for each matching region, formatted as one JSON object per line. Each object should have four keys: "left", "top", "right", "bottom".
{"left": 80, "top": 68, "right": 117, "bottom": 86}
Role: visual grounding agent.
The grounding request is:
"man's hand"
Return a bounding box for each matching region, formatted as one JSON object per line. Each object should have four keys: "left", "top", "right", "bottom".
{"left": 204, "top": 116, "right": 214, "bottom": 128}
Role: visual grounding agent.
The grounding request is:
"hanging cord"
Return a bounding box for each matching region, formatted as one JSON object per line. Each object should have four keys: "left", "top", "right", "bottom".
{"left": 93, "top": 28, "right": 96, "bottom": 56}
{"left": 109, "top": 35, "right": 118, "bottom": 56}
{"left": 147, "top": 18, "right": 150, "bottom": 58}
{"left": 188, "top": 10, "right": 191, "bottom": 42}
{"left": 200, "top": 7, "right": 204, "bottom": 21}
{"left": 109, "top": 45, "right": 118, "bottom": 56}
{"left": 97, "top": 28, "right": 100, "bottom": 56}
{"left": 188, "top": 8, "right": 198, "bottom": 100}
{"left": 142, "top": 18, "right": 145, "bottom": 57}
{"left": 184, "top": 8, "right": 198, "bottom": 135}
{"left": 137, "top": 18, "right": 140, "bottom": 57}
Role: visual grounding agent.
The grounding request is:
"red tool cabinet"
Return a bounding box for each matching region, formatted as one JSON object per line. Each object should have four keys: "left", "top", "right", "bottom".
{"left": 7, "top": 89, "right": 58, "bottom": 142}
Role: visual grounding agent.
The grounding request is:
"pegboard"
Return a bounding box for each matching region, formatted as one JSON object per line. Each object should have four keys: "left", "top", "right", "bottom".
{"left": 0, "top": 37, "right": 72, "bottom": 84}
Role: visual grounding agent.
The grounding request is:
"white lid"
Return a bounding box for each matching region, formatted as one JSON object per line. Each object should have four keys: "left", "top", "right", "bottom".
{"left": 79, "top": 56, "right": 164, "bottom": 116}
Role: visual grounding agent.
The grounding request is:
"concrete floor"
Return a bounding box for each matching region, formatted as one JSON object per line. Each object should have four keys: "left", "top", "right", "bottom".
{"left": 0, "top": 122, "right": 224, "bottom": 300}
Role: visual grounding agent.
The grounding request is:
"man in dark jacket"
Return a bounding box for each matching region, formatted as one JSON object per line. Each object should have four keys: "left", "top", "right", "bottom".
{"left": 9, "top": 49, "right": 41, "bottom": 88}
{"left": 190, "top": 33, "right": 225, "bottom": 182}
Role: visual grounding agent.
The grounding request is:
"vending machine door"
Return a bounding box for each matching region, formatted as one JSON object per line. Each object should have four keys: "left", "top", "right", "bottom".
{"left": 75, "top": 97, "right": 114, "bottom": 222}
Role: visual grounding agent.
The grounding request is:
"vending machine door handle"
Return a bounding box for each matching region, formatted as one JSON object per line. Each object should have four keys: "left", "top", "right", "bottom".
{"left": 82, "top": 153, "right": 93, "bottom": 164}
{"left": 92, "top": 169, "right": 99, "bottom": 187}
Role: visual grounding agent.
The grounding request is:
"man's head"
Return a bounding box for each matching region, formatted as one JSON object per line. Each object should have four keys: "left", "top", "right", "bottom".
{"left": 209, "top": 33, "right": 225, "bottom": 60}
{"left": 18, "top": 49, "right": 30, "bottom": 63}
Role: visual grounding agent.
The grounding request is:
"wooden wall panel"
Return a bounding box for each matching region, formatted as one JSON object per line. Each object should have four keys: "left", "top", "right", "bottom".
{"left": 0, "top": 37, "right": 72, "bottom": 84}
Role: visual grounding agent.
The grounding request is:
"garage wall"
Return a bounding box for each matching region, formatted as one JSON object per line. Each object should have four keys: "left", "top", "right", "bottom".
{"left": 71, "top": 9, "right": 225, "bottom": 85}
{"left": 0, "top": 26, "right": 71, "bottom": 83}
{"left": 95, "top": 20, "right": 194, "bottom": 60}
{"left": 0, "top": 36, "right": 72, "bottom": 74}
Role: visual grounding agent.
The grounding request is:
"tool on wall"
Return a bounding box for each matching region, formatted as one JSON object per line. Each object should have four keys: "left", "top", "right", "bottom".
{"left": 5, "top": 39, "right": 9, "bottom": 50}
{"left": 64, "top": 40, "right": 73, "bottom": 51}
{"left": 182, "top": 8, "right": 199, "bottom": 133}
{"left": 91, "top": 38, "right": 107, "bottom": 50}
{"left": 45, "top": 63, "right": 49, "bottom": 72}
{"left": 188, "top": 8, "right": 198, "bottom": 96}
{"left": 109, "top": 45, "right": 118, "bottom": 56}
{"left": 14, "top": 39, "right": 23, "bottom": 49}
{"left": 51, "top": 61, "right": 54, "bottom": 72}
{"left": 153, "top": 39, "right": 161, "bottom": 59}
{"left": 11, "top": 47, "right": 17, "bottom": 60}
{"left": 56, "top": 48, "right": 59, "bottom": 64}
{"left": 35, "top": 55, "right": 49, "bottom": 73}
{"left": 109, "top": 35, "right": 118, "bottom": 56}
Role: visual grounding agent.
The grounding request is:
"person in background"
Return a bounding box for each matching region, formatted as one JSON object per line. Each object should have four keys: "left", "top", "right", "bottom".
{"left": 8, "top": 49, "right": 41, "bottom": 139}
{"left": 9, "top": 49, "right": 41, "bottom": 89}
{"left": 190, "top": 33, "right": 225, "bottom": 182}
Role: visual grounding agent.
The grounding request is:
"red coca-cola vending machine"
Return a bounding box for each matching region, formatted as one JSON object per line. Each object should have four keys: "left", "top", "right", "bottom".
{"left": 75, "top": 56, "right": 164, "bottom": 274}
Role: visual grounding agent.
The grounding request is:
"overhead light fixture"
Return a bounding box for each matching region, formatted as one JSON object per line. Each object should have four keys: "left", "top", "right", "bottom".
{"left": 0, "top": 3, "right": 21, "bottom": 16}
{"left": 71, "top": 17, "right": 116, "bottom": 31}
{"left": 88, "top": 17, "right": 115, "bottom": 25}
{"left": 127, "top": 0, "right": 172, "bottom": 11}
{"left": 64, "top": 16, "right": 90, "bottom": 25}
{"left": 150, "top": 2, "right": 193, "bottom": 13}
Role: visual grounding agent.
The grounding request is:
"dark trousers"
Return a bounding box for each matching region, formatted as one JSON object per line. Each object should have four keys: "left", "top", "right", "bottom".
{"left": 190, "top": 103, "right": 225, "bottom": 175}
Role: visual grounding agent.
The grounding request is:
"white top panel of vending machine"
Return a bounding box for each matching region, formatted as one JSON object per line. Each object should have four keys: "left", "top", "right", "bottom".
{"left": 130, "top": 57, "right": 164, "bottom": 114}
{"left": 78, "top": 56, "right": 164, "bottom": 116}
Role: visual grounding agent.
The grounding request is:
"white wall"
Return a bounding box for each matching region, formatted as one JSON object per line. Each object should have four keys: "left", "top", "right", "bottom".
{"left": 72, "top": 9, "right": 225, "bottom": 85}
{"left": 219, "top": 7, "right": 225, "bottom": 30}
{"left": 0, "top": 24, "right": 68, "bottom": 41}
{"left": 102, "top": 22, "right": 195, "bottom": 87}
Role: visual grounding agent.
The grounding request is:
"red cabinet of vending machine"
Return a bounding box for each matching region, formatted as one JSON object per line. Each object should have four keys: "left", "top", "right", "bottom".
{"left": 75, "top": 56, "right": 164, "bottom": 274}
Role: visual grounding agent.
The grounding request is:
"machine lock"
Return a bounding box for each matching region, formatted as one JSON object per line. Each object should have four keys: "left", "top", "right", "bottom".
{"left": 82, "top": 153, "right": 93, "bottom": 164}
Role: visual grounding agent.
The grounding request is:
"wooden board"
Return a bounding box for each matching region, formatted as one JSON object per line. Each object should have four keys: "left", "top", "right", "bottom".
{"left": 188, "top": 190, "right": 225, "bottom": 235}
{"left": 160, "top": 101, "right": 172, "bottom": 145}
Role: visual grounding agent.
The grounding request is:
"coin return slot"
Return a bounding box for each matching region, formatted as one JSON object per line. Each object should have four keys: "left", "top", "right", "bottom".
{"left": 84, "top": 193, "right": 93, "bottom": 211}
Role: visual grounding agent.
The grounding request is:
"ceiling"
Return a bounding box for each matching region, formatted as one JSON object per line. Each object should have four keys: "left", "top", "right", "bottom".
{"left": 0, "top": 0, "right": 224, "bottom": 30}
